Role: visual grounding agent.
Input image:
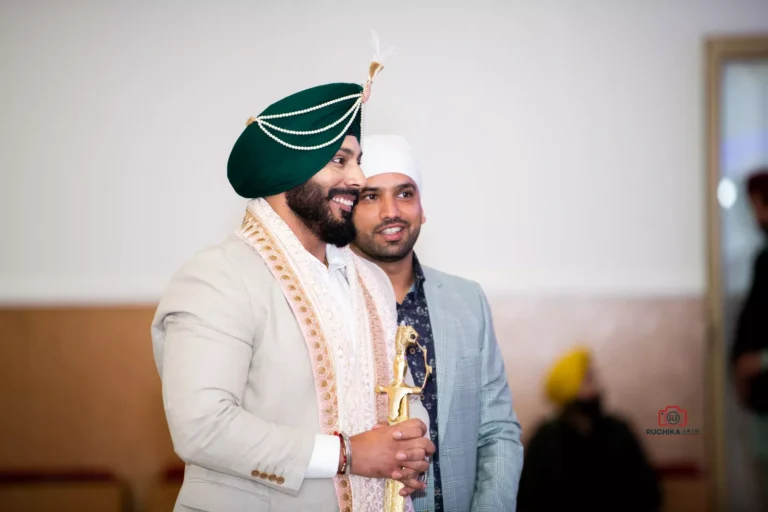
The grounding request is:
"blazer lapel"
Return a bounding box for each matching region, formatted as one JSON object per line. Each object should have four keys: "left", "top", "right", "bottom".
{"left": 423, "top": 273, "right": 456, "bottom": 446}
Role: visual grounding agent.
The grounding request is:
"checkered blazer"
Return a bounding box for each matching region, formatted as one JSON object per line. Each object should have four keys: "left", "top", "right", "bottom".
{"left": 411, "top": 266, "right": 524, "bottom": 512}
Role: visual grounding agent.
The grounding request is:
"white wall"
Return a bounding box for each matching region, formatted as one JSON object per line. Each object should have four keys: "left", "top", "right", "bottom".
{"left": 2, "top": 0, "right": 768, "bottom": 303}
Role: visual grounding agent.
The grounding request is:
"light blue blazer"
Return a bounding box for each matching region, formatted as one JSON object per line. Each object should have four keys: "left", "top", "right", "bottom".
{"left": 412, "top": 266, "right": 524, "bottom": 512}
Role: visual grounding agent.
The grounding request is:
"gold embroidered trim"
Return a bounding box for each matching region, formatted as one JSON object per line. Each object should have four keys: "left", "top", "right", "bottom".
{"left": 358, "top": 274, "right": 391, "bottom": 423}
{"left": 238, "top": 210, "right": 352, "bottom": 508}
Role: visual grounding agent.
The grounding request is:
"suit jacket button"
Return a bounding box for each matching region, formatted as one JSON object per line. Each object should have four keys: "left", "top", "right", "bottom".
{"left": 259, "top": 472, "right": 268, "bottom": 479}
{"left": 251, "top": 470, "right": 260, "bottom": 478}
{"left": 268, "top": 474, "right": 276, "bottom": 482}
{"left": 276, "top": 476, "right": 285, "bottom": 485}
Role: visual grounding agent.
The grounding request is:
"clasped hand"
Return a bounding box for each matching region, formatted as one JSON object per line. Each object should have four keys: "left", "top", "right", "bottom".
{"left": 350, "top": 418, "right": 435, "bottom": 496}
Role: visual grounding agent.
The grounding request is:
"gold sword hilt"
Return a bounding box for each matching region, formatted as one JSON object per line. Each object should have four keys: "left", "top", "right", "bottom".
{"left": 375, "top": 324, "right": 432, "bottom": 512}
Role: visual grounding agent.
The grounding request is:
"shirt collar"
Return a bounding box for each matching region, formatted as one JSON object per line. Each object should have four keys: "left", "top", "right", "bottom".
{"left": 412, "top": 253, "right": 426, "bottom": 286}
{"left": 405, "top": 252, "right": 426, "bottom": 296}
{"left": 326, "top": 244, "right": 348, "bottom": 274}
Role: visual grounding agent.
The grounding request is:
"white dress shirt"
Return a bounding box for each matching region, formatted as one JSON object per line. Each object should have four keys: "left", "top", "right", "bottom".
{"left": 304, "top": 244, "right": 358, "bottom": 478}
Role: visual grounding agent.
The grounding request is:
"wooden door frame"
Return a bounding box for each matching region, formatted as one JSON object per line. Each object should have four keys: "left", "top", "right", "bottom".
{"left": 705, "top": 35, "right": 768, "bottom": 512}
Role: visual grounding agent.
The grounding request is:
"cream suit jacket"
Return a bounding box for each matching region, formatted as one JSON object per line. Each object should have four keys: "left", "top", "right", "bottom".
{"left": 151, "top": 234, "right": 429, "bottom": 512}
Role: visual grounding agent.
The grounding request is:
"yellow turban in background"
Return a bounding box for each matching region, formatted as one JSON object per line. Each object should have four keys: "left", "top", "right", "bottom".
{"left": 545, "top": 347, "right": 591, "bottom": 406}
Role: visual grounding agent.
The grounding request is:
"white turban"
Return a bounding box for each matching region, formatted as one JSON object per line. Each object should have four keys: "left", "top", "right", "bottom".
{"left": 361, "top": 135, "right": 423, "bottom": 194}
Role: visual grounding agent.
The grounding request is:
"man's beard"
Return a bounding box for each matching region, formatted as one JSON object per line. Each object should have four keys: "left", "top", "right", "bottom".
{"left": 354, "top": 217, "right": 420, "bottom": 263}
{"left": 285, "top": 179, "right": 359, "bottom": 247}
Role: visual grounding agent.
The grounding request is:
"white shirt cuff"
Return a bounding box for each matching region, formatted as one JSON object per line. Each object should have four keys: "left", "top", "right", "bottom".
{"left": 304, "top": 434, "right": 340, "bottom": 478}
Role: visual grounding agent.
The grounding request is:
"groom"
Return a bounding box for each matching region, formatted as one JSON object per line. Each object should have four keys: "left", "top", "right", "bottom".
{"left": 151, "top": 58, "right": 434, "bottom": 511}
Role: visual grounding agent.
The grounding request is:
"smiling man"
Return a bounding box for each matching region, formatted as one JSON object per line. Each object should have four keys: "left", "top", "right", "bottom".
{"left": 352, "top": 134, "right": 524, "bottom": 512}
{"left": 151, "top": 69, "right": 434, "bottom": 511}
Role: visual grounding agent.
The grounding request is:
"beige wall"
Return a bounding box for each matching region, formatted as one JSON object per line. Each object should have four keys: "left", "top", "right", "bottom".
{"left": 0, "top": 296, "right": 707, "bottom": 510}
{"left": 493, "top": 295, "right": 706, "bottom": 465}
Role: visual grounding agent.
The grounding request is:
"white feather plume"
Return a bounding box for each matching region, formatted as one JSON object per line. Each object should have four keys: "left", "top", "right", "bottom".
{"left": 370, "top": 30, "right": 395, "bottom": 65}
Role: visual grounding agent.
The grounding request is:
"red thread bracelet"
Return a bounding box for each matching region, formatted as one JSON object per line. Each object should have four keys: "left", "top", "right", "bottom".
{"left": 335, "top": 432, "right": 347, "bottom": 475}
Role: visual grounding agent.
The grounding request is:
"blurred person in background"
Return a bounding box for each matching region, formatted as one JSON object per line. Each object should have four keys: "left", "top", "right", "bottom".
{"left": 730, "top": 168, "right": 768, "bottom": 510}
{"left": 517, "top": 347, "right": 661, "bottom": 512}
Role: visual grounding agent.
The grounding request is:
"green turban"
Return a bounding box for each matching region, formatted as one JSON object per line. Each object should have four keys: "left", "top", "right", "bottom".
{"left": 227, "top": 82, "right": 365, "bottom": 199}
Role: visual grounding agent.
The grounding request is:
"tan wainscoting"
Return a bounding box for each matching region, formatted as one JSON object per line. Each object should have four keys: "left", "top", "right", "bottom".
{"left": 147, "top": 467, "right": 184, "bottom": 512}
{"left": 658, "top": 464, "right": 709, "bottom": 512}
{"left": 0, "top": 306, "right": 180, "bottom": 510}
{"left": 0, "top": 470, "right": 131, "bottom": 512}
{"left": 0, "top": 296, "right": 707, "bottom": 510}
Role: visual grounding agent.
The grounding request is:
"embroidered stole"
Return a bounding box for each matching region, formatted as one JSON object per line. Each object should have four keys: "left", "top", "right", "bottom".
{"left": 238, "top": 199, "right": 410, "bottom": 511}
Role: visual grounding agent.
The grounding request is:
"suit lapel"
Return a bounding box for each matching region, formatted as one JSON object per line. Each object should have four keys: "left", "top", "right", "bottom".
{"left": 424, "top": 272, "right": 456, "bottom": 446}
